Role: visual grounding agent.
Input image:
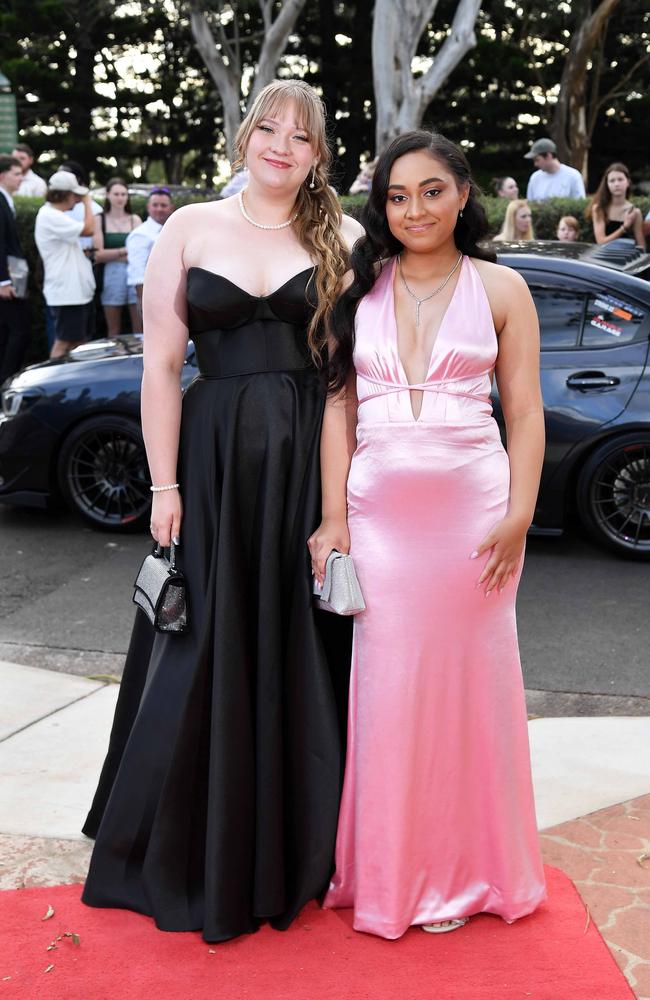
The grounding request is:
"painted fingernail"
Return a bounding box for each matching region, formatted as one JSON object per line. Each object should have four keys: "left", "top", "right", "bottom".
{"left": 470, "top": 550, "right": 479, "bottom": 559}
{"left": 485, "top": 589, "right": 492, "bottom": 597}
{"left": 173, "top": 536, "right": 180, "bottom": 545}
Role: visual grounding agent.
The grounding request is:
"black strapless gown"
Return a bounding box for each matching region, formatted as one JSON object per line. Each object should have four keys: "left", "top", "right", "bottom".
{"left": 81, "top": 267, "right": 351, "bottom": 942}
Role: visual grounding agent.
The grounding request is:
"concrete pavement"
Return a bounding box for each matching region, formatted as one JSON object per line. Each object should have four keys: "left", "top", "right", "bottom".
{"left": 1, "top": 659, "right": 649, "bottom": 996}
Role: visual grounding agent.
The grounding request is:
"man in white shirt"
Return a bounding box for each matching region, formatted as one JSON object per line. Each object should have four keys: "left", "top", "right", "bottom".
{"left": 11, "top": 143, "right": 47, "bottom": 199}
{"left": 59, "top": 160, "right": 103, "bottom": 252}
{"left": 126, "top": 187, "right": 175, "bottom": 327}
{"left": 34, "top": 171, "right": 96, "bottom": 358}
{"left": 525, "top": 138, "right": 586, "bottom": 201}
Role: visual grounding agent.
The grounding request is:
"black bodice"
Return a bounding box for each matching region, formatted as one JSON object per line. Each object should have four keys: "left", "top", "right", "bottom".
{"left": 186, "top": 266, "right": 316, "bottom": 378}
{"left": 604, "top": 218, "right": 629, "bottom": 236}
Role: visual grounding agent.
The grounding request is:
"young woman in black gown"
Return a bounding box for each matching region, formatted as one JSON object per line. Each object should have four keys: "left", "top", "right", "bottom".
{"left": 81, "top": 80, "right": 363, "bottom": 942}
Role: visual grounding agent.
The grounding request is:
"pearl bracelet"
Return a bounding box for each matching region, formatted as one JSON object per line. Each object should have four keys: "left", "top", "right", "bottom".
{"left": 150, "top": 483, "right": 179, "bottom": 493}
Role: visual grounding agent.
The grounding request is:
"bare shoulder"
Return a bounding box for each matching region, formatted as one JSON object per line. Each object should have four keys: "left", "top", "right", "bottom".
{"left": 471, "top": 256, "right": 527, "bottom": 291}
{"left": 470, "top": 257, "right": 534, "bottom": 333}
{"left": 341, "top": 212, "right": 365, "bottom": 251}
{"left": 172, "top": 199, "right": 231, "bottom": 224}
{"left": 161, "top": 199, "right": 236, "bottom": 239}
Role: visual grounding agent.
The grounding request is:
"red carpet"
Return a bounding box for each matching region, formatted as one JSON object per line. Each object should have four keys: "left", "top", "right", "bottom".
{"left": 0, "top": 866, "right": 633, "bottom": 1000}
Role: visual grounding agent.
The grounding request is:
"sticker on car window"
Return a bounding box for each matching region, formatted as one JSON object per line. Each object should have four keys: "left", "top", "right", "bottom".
{"left": 593, "top": 295, "right": 643, "bottom": 321}
{"left": 590, "top": 315, "right": 623, "bottom": 337}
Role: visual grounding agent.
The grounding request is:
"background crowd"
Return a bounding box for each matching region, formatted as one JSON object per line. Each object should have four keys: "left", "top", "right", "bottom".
{"left": 1, "top": 131, "right": 650, "bottom": 388}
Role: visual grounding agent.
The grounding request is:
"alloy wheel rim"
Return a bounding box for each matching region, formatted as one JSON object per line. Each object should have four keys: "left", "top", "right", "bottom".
{"left": 589, "top": 444, "right": 650, "bottom": 552}
{"left": 67, "top": 429, "right": 150, "bottom": 525}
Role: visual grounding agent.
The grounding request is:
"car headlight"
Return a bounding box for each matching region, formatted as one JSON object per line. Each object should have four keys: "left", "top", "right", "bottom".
{"left": 1, "top": 387, "right": 43, "bottom": 417}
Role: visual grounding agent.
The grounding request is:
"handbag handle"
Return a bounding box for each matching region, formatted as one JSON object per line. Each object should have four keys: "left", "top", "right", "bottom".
{"left": 153, "top": 540, "right": 178, "bottom": 571}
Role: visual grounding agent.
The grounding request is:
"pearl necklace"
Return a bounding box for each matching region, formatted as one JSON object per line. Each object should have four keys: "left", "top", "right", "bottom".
{"left": 238, "top": 191, "right": 298, "bottom": 230}
{"left": 398, "top": 252, "right": 463, "bottom": 327}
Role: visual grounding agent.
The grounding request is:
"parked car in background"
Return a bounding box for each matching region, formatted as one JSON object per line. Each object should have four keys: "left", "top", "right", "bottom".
{"left": 1, "top": 245, "right": 649, "bottom": 558}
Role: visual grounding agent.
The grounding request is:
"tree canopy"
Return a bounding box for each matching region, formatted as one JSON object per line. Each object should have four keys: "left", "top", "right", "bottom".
{"left": 0, "top": 0, "right": 647, "bottom": 191}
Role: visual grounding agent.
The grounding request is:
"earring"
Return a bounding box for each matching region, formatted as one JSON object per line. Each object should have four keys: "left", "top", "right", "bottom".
{"left": 459, "top": 207, "right": 464, "bottom": 218}
{"left": 309, "top": 166, "right": 316, "bottom": 189}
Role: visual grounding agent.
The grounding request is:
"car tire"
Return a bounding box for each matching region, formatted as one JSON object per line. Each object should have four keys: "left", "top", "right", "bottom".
{"left": 576, "top": 432, "right": 650, "bottom": 560}
{"left": 58, "top": 415, "right": 151, "bottom": 531}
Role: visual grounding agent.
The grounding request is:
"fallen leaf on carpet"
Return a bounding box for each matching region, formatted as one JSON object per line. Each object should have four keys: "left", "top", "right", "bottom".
{"left": 637, "top": 853, "right": 650, "bottom": 868}
{"left": 42, "top": 905, "right": 55, "bottom": 921}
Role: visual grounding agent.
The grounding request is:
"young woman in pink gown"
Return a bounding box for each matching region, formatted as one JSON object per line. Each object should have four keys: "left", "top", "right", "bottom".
{"left": 309, "top": 132, "right": 547, "bottom": 939}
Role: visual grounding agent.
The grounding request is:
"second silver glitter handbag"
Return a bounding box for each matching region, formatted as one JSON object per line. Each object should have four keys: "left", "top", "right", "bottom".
{"left": 313, "top": 550, "right": 365, "bottom": 616}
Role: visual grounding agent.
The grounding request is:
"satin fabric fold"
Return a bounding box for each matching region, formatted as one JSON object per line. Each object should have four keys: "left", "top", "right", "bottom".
{"left": 324, "top": 256, "right": 546, "bottom": 938}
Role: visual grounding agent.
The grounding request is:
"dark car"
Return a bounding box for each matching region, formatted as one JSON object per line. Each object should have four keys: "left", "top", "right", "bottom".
{"left": 1, "top": 247, "right": 650, "bottom": 558}
{"left": 0, "top": 337, "right": 196, "bottom": 531}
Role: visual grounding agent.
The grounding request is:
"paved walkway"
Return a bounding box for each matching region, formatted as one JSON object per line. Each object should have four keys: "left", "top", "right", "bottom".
{"left": 1, "top": 659, "right": 649, "bottom": 996}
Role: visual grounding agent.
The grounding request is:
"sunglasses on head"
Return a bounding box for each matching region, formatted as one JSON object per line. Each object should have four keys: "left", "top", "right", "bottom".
{"left": 150, "top": 186, "right": 171, "bottom": 196}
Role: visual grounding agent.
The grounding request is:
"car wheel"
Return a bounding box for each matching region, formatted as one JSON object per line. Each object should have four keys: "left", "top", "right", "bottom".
{"left": 58, "top": 415, "right": 151, "bottom": 531}
{"left": 576, "top": 432, "right": 650, "bottom": 559}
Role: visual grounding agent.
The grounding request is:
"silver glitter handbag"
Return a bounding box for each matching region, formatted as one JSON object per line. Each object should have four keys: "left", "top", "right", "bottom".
{"left": 133, "top": 542, "right": 188, "bottom": 633}
{"left": 313, "top": 550, "right": 365, "bottom": 616}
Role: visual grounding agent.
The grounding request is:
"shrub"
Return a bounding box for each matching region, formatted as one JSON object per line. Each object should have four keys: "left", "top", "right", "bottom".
{"left": 340, "top": 194, "right": 650, "bottom": 241}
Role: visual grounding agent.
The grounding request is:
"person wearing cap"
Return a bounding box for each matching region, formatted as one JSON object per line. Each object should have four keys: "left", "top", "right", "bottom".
{"left": 126, "top": 187, "right": 174, "bottom": 327}
{"left": 60, "top": 160, "right": 104, "bottom": 256}
{"left": 525, "top": 138, "right": 585, "bottom": 201}
{"left": 34, "top": 170, "right": 96, "bottom": 358}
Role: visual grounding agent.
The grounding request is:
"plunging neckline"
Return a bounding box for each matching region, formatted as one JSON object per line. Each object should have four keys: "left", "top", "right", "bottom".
{"left": 187, "top": 265, "right": 315, "bottom": 300}
{"left": 390, "top": 254, "right": 465, "bottom": 421}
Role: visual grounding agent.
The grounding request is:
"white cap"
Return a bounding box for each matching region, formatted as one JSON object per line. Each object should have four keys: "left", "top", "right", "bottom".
{"left": 48, "top": 170, "right": 89, "bottom": 195}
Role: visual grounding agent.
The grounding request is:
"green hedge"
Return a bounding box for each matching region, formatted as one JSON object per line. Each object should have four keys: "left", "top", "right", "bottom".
{"left": 340, "top": 194, "right": 650, "bottom": 241}
{"left": 14, "top": 193, "right": 650, "bottom": 366}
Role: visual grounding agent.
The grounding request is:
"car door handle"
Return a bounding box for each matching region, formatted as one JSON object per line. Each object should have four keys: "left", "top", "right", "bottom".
{"left": 566, "top": 371, "right": 620, "bottom": 389}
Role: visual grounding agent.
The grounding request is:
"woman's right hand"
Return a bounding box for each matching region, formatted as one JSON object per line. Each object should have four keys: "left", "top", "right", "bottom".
{"left": 150, "top": 490, "right": 183, "bottom": 547}
{"left": 623, "top": 205, "right": 641, "bottom": 229}
{"left": 308, "top": 516, "right": 350, "bottom": 586}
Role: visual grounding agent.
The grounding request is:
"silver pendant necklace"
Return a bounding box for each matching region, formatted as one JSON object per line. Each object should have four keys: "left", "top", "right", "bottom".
{"left": 398, "top": 252, "right": 463, "bottom": 327}
{"left": 238, "top": 191, "right": 298, "bottom": 231}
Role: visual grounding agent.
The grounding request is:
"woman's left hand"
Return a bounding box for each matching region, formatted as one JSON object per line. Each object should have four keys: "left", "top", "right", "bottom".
{"left": 471, "top": 514, "right": 528, "bottom": 595}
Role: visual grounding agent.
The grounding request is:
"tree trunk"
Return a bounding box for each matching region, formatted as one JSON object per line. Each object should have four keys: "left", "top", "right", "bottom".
{"left": 67, "top": 1, "right": 99, "bottom": 179}
{"left": 372, "top": 0, "right": 482, "bottom": 154}
{"left": 190, "top": 0, "right": 307, "bottom": 158}
{"left": 250, "top": 0, "right": 308, "bottom": 103}
{"left": 550, "top": 0, "right": 622, "bottom": 179}
{"left": 189, "top": 1, "right": 242, "bottom": 158}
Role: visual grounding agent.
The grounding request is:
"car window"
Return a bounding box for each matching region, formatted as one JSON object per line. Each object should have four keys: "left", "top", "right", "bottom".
{"left": 529, "top": 286, "right": 585, "bottom": 350}
{"left": 582, "top": 293, "right": 647, "bottom": 348}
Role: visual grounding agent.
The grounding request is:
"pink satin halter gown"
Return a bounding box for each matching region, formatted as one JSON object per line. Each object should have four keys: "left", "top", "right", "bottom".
{"left": 323, "top": 255, "right": 546, "bottom": 939}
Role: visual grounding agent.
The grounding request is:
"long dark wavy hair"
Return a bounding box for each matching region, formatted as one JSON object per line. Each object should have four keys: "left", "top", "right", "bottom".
{"left": 585, "top": 162, "right": 632, "bottom": 222}
{"left": 328, "top": 130, "right": 495, "bottom": 394}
